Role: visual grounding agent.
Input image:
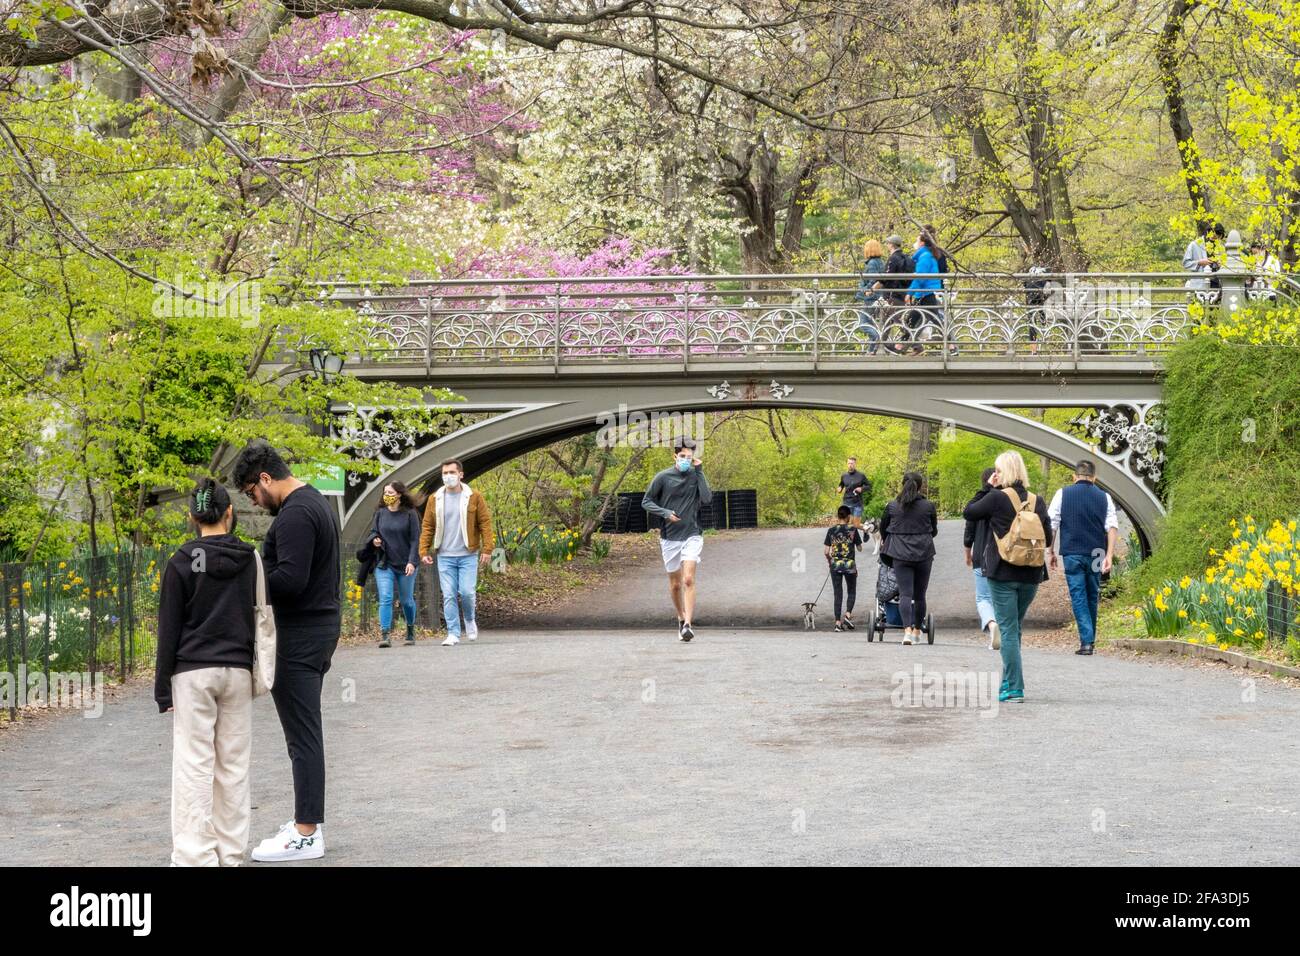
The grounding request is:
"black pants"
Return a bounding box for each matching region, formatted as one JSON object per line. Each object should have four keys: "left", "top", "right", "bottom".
{"left": 830, "top": 571, "right": 857, "bottom": 621}
{"left": 892, "top": 558, "right": 933, "bottom": 628}
{"left": 270, "top": 632, "right": 339, "bottom": 824}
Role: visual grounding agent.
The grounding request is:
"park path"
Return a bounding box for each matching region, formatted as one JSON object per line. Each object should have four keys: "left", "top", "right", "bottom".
{"left": 499, "top": 521, "right": 1072, "bottom": 630}
{"left": 2, "top": 624, "right": 1298, "bottom": 866}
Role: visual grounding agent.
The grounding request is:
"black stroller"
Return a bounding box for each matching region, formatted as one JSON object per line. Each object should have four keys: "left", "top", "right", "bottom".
{"left": 864, "top": 562, "right": 934, "bottom": 643}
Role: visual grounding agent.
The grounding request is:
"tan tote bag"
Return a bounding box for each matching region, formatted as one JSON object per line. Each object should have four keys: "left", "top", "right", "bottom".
{"left": 251, "top": 551, "right": 278, "bottom": 696}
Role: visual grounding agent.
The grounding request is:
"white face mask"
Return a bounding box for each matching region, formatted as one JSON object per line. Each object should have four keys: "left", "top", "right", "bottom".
{"left": 443, "top": 474, "right": 460, "bottom": 488}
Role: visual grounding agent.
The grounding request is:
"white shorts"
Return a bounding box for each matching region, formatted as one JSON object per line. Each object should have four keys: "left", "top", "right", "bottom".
{"left": 660, "top": 535, "right": 703, "bottom": 572}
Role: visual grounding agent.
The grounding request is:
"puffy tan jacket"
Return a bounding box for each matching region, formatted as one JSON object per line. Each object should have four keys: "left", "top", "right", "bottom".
{"left": 418, "top": 484, "right": 496, "bottom": 557}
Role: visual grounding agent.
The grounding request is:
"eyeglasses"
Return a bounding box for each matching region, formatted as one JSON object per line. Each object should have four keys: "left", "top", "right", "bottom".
{"left": 241, "top": 483, "right": 259, "bottom": 502}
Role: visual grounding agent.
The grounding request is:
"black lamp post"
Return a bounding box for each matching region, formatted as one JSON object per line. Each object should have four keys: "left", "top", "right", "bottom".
{"left": 308, "top": 347, "right": 345, "bottom": 384}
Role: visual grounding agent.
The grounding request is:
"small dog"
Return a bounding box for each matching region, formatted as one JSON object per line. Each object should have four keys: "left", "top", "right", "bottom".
{"left": 802, "top": 602, "right": 817, "bottom": 630}
{"left": 861, "top": 517, "right": 882, "bottom": 554}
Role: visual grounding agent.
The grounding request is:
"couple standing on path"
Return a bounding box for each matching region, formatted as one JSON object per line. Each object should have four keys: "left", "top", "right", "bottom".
{"left": 155, "top": 442, "right": 343, "bottom": 866}
{"left": 356, "top": 458, "right": 495, "bottom": 648}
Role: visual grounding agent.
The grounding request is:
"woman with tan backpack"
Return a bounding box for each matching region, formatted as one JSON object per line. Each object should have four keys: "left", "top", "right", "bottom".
{"left": 960, "top": 451, "right": 1054, "bottom": 703}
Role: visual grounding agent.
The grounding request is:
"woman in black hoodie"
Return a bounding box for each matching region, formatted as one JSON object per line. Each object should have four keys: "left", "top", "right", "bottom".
{"left": 879, "top": 471, "right": 939, "bottom": 644}
{"left": 156, "top": 479, "right": 257, "bottom": 866}
{"left": 961, "top": 451, "right": 1054, "bottom": 703}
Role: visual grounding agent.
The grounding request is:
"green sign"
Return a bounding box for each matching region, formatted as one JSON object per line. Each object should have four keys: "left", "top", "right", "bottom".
{"left": 302, "top": 463, "right": 345, "bottom": 496}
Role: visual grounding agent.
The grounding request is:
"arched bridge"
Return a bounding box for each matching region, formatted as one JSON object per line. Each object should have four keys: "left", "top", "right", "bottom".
{"left": 317, "top": 252, "right": 1281, "bottom": 554}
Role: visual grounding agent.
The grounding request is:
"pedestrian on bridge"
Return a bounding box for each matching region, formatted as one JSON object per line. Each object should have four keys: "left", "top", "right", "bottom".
{"left": 419, "top": 459, "right": 495, "bottom": 647}
{"left": 961, "top": 451, "right": 1054, "bottom": 703}
{"left": 905, "top": 231, "right": 943, "bottom": 355}
{"left": 854, "top": 239, "right": 886, "bottom": 354}
{"left": 879, "top": 471, "right": 938, "bottom": 645}
{"left": 642, "top": 437, "right": 712, "bottom": 642}
{"left": 882, "top": 235, "right": 912, "bottom": 354}
{"left": 1047, "top": 459, "right": 1118, "bottom": 656}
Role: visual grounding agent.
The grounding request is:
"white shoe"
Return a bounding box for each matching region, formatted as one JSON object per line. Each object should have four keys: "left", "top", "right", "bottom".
{"left": 988, "top": 621, "right": 1001, "bottom": 650}
{"left": 251, "top": 821, "right": 324, "bottom": 862}
{"left": 441, "top": 634, "right": 461, "bottom": 646}
{"left": 902, "top": 629, "right": 914, "bottom": 645}
{"left": 465, "top": 622, "right": 478, "bottom": 641}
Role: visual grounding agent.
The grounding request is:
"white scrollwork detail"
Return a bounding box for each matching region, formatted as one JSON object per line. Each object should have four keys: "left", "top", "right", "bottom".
{"left": 1069, "top": 403, "right": 1167, "bottom": 498}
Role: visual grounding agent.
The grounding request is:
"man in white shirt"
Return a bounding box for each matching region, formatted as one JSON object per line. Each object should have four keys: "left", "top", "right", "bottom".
{"left": 1047, "top": 459, "right": 1120, "bottom": 656}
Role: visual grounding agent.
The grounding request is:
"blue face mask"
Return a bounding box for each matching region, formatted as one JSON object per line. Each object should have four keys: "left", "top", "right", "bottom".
{"left": 676, "top": 458, "right": 691, "bottom": 473}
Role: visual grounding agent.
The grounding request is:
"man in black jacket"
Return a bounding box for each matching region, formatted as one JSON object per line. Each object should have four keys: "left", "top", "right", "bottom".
{"left": 232, "top": 441, "right": 340, "bottom": 863}
{"left": 962, "top": 467, "right": 1000, "bottom": 649}
{"left": 882, "top": 235, "right": 913, "bottom": 354}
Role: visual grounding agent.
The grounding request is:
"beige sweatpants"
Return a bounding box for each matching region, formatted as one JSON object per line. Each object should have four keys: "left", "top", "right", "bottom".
{"left": 171, "top": 666, "right": 253, "bottom": 867}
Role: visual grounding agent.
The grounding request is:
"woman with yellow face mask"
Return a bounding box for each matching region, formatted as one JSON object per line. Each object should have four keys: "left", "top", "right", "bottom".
{"left": 367, "top": 482, "right": 423, "bottom": 646}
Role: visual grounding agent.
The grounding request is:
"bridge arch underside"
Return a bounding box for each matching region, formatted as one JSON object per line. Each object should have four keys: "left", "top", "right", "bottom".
{"left": 342, "top": 378, "right": 1165, "bottom": 555}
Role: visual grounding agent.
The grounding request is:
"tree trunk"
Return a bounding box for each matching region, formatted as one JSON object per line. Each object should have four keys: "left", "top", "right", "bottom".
{"left": 1157, "top": 0, "right": 1212, "bottom": 233}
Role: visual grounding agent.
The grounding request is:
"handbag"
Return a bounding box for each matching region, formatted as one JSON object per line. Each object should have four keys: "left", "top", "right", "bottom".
{"left": 876, "top": 564, "right": 900, "bottom": 603}
{"left": 251, "top": 550, "right": 278, "bottom": 697}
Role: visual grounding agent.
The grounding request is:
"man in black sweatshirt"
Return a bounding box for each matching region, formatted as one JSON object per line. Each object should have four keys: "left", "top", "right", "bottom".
{"left": 232, "top": 441, "right": 340, "bottom": 863}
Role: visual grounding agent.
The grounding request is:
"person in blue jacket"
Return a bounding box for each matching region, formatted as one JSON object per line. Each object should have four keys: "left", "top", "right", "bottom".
{"left": 905, "top": 230, "right": 943, "bottom": 354}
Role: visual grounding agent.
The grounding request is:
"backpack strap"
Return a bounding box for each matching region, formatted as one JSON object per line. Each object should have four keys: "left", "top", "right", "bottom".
{"left": 1002, "top": 487, "right": 1037, "bottom": 513}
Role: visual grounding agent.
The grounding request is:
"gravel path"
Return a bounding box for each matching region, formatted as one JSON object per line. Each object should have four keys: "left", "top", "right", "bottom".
{"left": 3, "top": 624, "right": 1298, "bottom": 866}
{"left": 498, "top": 522, "right": 1073, "bottom": 630}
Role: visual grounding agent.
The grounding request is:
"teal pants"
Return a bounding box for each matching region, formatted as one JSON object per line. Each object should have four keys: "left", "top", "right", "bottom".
{"left": 987, "top": 579, "right": 1039, "bottom": 695}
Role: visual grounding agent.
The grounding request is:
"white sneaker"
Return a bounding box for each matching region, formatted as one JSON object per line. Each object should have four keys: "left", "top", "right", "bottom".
{"left": 988, "top": 621, "right": 1001, "bottom": 650}
{"left": 902, "top": 629, "right": 914, "bottom": 645}
{"left": 465, "top": 622, "right": 478, "bottom": 641}
{"left": 251, "top": 822, "right": 324, "bottom": 862}
{"left": 441, "top": 634, "right": 460, "bottom": 646}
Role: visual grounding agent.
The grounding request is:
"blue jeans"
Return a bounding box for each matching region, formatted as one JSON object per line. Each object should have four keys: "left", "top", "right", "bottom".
{"left": 855, "top": 307, "right": 882, "bottom": 352}
{"left": 987, "top": 579, "right": 1038, "bottom": 695}
{"left": 972, "top": 568, "right": 996, "bottom": 632}
{"left": 374, "top": 564, "right": 417, "bottom": 632}
{"left": 1063, "top": 554, "right": 1100, "bottom": 645}
{"left": 847, "top": 501, "right": 864, "bottom": 520}
{"left": 437, "top": 553, "right": 479, "bottom": 637}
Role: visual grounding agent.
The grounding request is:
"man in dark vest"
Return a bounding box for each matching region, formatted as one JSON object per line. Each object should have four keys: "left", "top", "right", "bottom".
{"left": 1047, "top": 459, "right": 1118, "bottom": 656}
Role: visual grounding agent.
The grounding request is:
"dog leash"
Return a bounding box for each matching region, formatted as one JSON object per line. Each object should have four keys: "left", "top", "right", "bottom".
{"left": 812, "top": 569, "right": 830, "bottom": 606}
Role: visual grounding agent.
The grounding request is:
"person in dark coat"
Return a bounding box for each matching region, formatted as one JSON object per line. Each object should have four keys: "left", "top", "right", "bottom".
{"left": 879, "top": 471, "right": 939, "bottom": 644}
{"left": 961, "top": 451, "right": 1054, "bottom": 703}
{"left": 963, "top": 467, "right": 1000, "bottom": 649}
{"left": 365, "top": 481, "right": 423, "bottom": 647}
{"left": 882, "top": 235, "right": 913, "bottom": 354}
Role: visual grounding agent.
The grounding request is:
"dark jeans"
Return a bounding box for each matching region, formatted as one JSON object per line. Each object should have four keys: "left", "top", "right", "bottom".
{"left": 892, "top": 558, "right": 933, "bottom": 628}
{"left": 1063, "top": 554, "right": 1100, "bottom": 645}
{"left": 830, "top": 572, "right": 857, "bottom": 621}
{"left": 270, "top": 631, "right": 339, "bottom": 824}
